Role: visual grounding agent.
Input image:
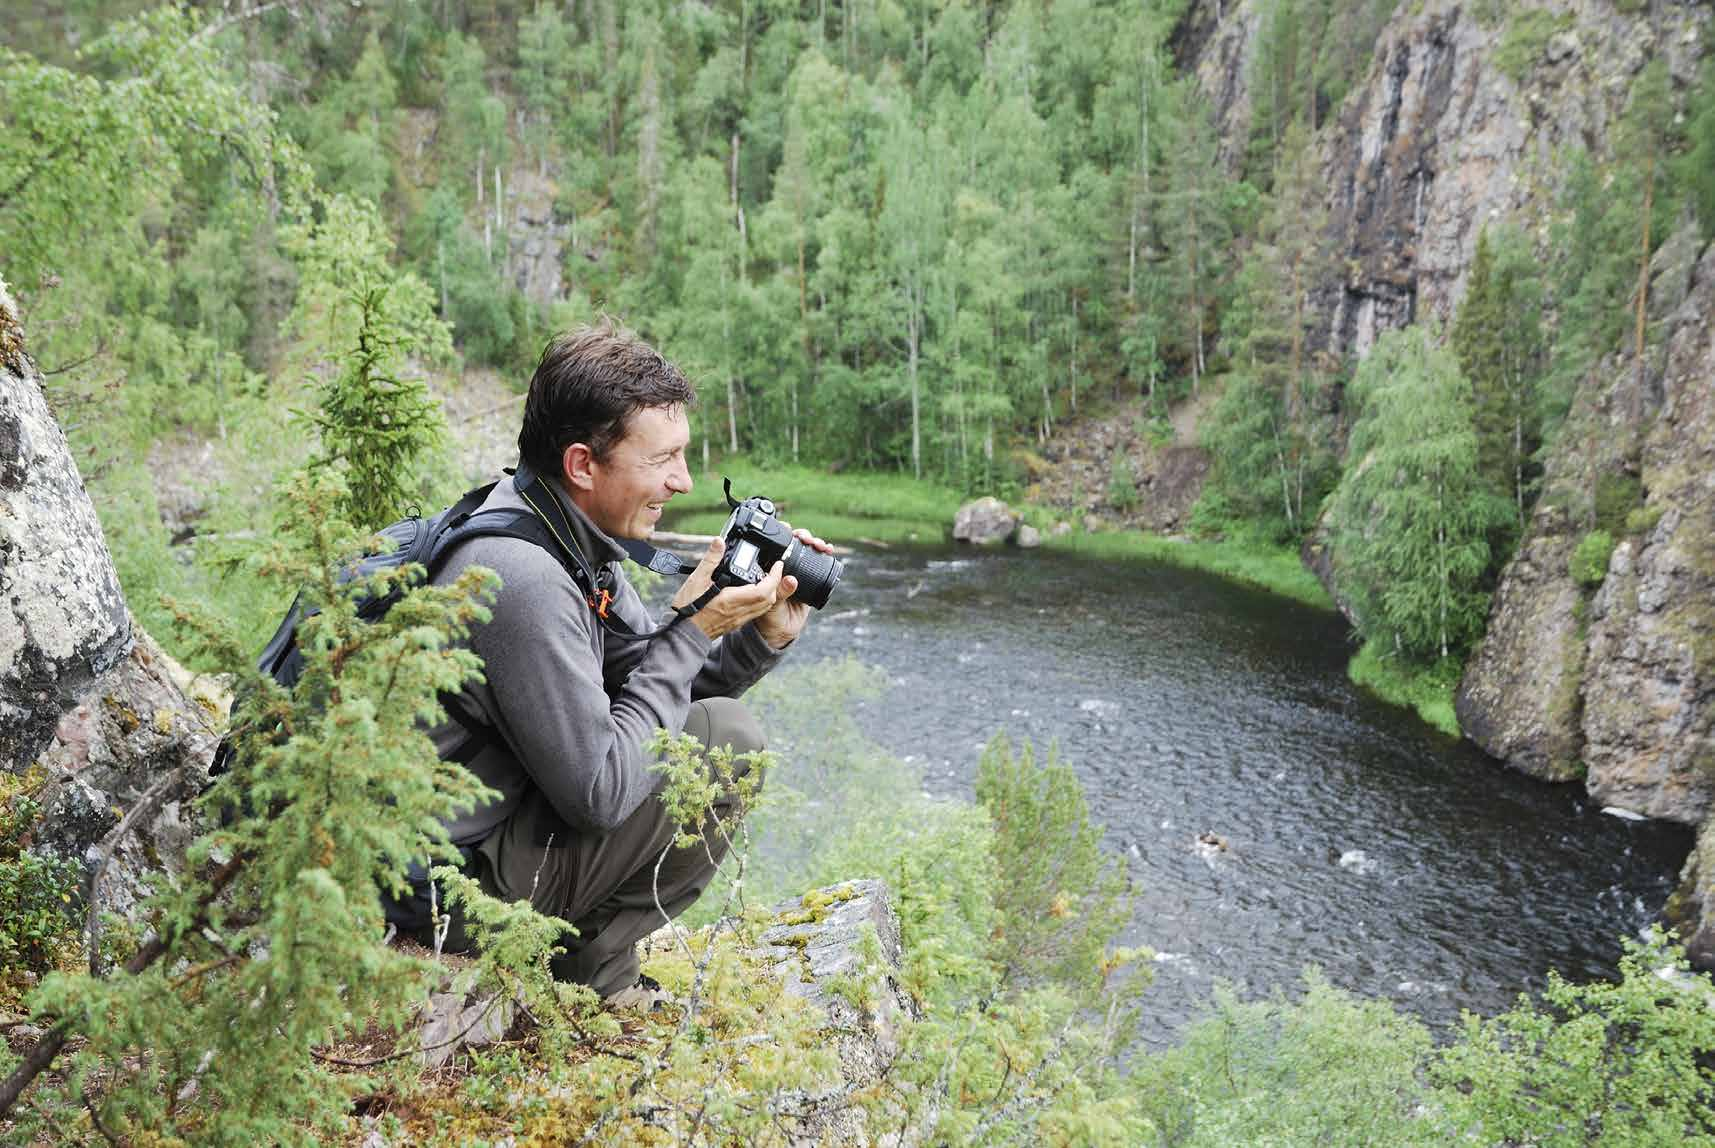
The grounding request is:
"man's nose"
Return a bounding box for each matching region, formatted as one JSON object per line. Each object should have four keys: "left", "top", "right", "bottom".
{"left": 668, "top": 459, "right": 692, "bottom": 494}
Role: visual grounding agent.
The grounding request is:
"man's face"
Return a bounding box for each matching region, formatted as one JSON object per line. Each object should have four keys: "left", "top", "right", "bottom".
{"left": 573, "top": 404, "right": 693, "bottom": 539}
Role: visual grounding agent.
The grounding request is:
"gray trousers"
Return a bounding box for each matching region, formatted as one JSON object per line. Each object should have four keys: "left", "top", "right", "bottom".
{"left": 469, "top": 697, "right": 764, "bottom": 997}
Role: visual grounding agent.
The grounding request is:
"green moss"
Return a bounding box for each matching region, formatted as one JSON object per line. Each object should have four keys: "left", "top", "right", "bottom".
{"left": 664, "top": 461, "right": 964, "bottom": 545}
{"left": 1044, "top": 530, "right": 1334, "bottom": 610}
{"left": 1494, "top": 9, "right": 1575, "bottom": 83}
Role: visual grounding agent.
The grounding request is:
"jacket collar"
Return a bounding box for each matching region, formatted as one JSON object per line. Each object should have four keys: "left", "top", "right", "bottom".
{"left": 512, "top": 462, "right": 628, "bottom": 568}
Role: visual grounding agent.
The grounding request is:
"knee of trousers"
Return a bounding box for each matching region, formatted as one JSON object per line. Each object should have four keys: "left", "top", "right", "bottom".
{"left": 685, "top": 697, "right": 766, "bottom": 779}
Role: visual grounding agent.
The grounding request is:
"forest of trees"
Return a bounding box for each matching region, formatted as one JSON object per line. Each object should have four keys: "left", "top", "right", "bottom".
{"left": 6, "top": 0, "right": 1711, "bottom": 692}
{"left": 7, "top": 2, "right": 1715, "bottom": 1141}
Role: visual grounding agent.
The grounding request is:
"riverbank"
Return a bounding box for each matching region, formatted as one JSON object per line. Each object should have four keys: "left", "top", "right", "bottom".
{"left": 666, "top": 460, "right": 1332, "bottom": 610}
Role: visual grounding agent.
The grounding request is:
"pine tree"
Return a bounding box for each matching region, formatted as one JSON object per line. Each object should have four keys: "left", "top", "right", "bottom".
{"left": 308, "top": 283, "right": 448, "bottom": 531}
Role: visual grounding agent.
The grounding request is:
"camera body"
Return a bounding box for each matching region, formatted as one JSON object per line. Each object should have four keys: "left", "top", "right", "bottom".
{"left": 713, "top": 485, "right": 842, "bottom": 609}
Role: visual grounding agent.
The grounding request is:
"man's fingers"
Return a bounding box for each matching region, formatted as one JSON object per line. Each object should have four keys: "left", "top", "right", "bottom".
{"left": 696, "top": 536, "right": 726, "bottom": 570}
{"left": 791, "top": 526, "right": 834, "bottom": 553}
{"left": 779, "top": 574, "right": 800, "bottom": 600}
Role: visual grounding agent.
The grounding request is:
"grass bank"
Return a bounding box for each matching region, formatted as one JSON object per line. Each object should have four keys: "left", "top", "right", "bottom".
{"left": 1041, "top": 527, "right": 1334, "bottom": 610}
{"left": 1347, "top": 638, "right": 1462, "bottom": 736}
{"left": 663, "top": 461, "right": 965, "bottom": 544}
{"left": 666, "top": 460, "right": 1334, "bottom": 610}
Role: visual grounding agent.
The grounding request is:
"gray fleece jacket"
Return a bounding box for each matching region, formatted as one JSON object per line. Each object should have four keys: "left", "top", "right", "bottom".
{"left": 429, "top": 473, "right": 786, "bottom": 844}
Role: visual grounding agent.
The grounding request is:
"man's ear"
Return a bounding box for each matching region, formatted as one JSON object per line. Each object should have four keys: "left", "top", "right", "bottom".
{"left": 561, "top": 442, "right": 598, "bottom": 492}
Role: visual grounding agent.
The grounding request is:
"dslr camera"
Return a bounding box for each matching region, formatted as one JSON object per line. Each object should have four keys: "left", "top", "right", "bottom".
{"left": 713, "top": 478, "right": 843, "bottom": 608}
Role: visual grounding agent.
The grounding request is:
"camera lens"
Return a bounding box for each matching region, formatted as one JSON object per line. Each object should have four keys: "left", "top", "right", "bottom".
{"left": 783, "top": 543, "right": 842, "bottom": 609}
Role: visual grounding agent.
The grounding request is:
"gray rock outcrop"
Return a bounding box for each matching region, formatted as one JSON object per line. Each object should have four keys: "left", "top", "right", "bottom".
{"left": 755, "top": 879, "right": 916, "bottom": 1145}
{"left": 1, "top": 280, "right": 132, "bottom": 770}
{"left": 1181, "top": 0, "right": 1710, "bottom": 358}
{"left": 953, "top": 497, "right": 1019, "bottom": 545}
{"left": 1, "top": 281, "right": 220, "bottom": 927}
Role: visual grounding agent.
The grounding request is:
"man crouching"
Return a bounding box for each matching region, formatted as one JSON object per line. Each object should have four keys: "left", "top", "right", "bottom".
{"left": 392, "top": 320, "right": 828, "bottom": 1009}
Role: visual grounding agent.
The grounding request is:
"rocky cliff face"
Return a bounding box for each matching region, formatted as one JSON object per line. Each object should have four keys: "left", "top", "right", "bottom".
{"left": 1460, "top": 237, "right": 1715, "bottom": 815}
{"left": 1182, "top": 0, "right": 1709, "bottom": 357}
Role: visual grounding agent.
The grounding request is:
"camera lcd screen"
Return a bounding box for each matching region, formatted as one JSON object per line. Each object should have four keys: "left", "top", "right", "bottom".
{"left": 731, "top": 539, "right": 760, "bottom": 580}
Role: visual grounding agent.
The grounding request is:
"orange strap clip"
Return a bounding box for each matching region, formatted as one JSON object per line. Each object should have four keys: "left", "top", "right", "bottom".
{"left": 589, "top": 588, "right": 613, "bottom": 619}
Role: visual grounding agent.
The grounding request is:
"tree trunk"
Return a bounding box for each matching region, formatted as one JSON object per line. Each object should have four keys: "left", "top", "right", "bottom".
{"left": 907, "top": 296, "right": 921, "bottom": 480}
{"left": 1632, "top": 151, "right": 1655, "bottom": 425}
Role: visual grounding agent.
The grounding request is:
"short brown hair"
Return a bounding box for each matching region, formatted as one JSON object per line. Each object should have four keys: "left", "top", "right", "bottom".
{"left": 517, "top": 319, "right": 695, "bottom": 475}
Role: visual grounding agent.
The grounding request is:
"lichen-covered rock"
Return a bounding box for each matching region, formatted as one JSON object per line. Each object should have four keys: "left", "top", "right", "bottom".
{"left": 754, "top": 879, "right": 917, "bottom": 1146}
{"left": 952, "top": 497, "right": 1018, "bottom": 546}
{"left": 1, "top": 281, "right": 132, "bottom": 771}
{"left": 0, "top": 288, "right": 223, "bottom": 929}
{"left": 29, "top": 624, "right": 225, "bottom": 918}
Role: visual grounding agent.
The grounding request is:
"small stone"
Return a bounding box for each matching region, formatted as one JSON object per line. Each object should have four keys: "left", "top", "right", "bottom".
{"left": 1015, "top": 524, "right": 1042, "bottom": 548}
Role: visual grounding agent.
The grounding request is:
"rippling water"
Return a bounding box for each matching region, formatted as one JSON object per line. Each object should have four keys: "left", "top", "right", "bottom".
{"left": 780, "top": 541, "right": 1693, "bottom": 1040}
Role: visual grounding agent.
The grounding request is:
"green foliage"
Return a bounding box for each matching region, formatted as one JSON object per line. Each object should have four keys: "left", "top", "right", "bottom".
{"left": 1594, "top": 473, "right": 1644, "bottom": 536}
{"left": 1494, "top": 9, "right": 1574, "bottom": 83}
{"left": 305, "top": 282, "right": 448, "bottom": 531}
{"left": 975, "top": 735, "right": 1133, "bottom": 994}
{"left": 1571, "top": 529, "right": 1617, "bottom": 588}
{"left": 8, "top": 471, "right": 499, "bottom": 1141}
{"left": 1348, "top": 637, "right": 1463, "bottom": 736}
{"left": 1329, "top": 327, "right": 1513, "bottom": 661}
{"left": 1453, "top": 225, "right": 1547, "bottom": 538}
{"left": 1134, "top": 971, "right": 1438, "bottom": 1146}
{"left": 1433, "top": 932, "right": 1715, "bottom": 1145}
{"left": 1680, "top": 60, "right": 1715, "bottom": 241}
{"left": 0, "top": 775, "right": 82, "bottom": 976}
{"left": 1108, "top": 452, "right": 1140, "bottom": 510}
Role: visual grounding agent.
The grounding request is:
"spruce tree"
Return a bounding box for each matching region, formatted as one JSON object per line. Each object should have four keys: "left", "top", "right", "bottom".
{"left": 1452, "top": 226, "right": 1545, "bottom": 536}
{"left": 0, "top": 473, "right": 500, "bottom": 1141}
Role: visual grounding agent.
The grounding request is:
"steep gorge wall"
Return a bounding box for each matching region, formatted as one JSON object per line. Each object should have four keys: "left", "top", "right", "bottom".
{"left": 1181, "top": 0, "right": 1708, "bottom": 356}
{"left": 1181, "top": 1, "right": 1715, "bottom": 957}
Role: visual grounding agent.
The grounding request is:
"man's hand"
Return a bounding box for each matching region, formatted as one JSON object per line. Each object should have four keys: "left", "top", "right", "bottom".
{"left": 673, "top": 537, "right": 787, "bottom": 641}
{"left": 753, "top": 526, "right": 835, "bottom": 651}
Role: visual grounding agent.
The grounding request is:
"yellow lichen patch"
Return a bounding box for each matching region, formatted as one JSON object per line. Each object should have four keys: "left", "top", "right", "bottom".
{"left": 153, "top": 708, "right": 176, "bottom": 735}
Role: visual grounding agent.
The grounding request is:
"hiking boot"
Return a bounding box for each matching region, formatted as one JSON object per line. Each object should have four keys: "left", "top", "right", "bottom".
{"left": 601, "top": 972, "right": 674, "bottom": 1014}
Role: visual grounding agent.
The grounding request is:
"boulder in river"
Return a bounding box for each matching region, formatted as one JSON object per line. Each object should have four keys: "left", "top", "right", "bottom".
{"left": 952, "top": 497, "right": 1018, "bottom": 546}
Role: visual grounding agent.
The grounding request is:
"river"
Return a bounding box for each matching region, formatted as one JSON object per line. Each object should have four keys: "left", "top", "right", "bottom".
{"left": 770, "top": 540, "right": 1693, "bottom": 1041}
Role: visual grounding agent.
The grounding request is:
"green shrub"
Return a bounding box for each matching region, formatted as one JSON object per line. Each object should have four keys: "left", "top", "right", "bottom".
{"left": 0, "top": 785, "right": 82, "bottom": 974}
{"left": 1134, "top": 972, "right": 1437, "bottom": 1146}
{"left": 1570, "top": 528, "right": 1616, "bottom": 587}
{"left": 1626, "top": 502, "right": 1666, "bottom": 536}
{"left": 976, "top": 735, "right": 1135, "bottom": 994}
{"left": 1108, "top": 452, "right": 1140, "bottom": 510}
{"left": 1594, "top": 472, "right": 1644, "bottom": 536}
{"left": 1433, "top": 932, "right": 1715, "bottom": 1143}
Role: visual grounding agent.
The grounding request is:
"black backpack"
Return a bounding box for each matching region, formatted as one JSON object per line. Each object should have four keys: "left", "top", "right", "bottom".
{"left": 213, "top": 464, "right": 706, "bottom": 775}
